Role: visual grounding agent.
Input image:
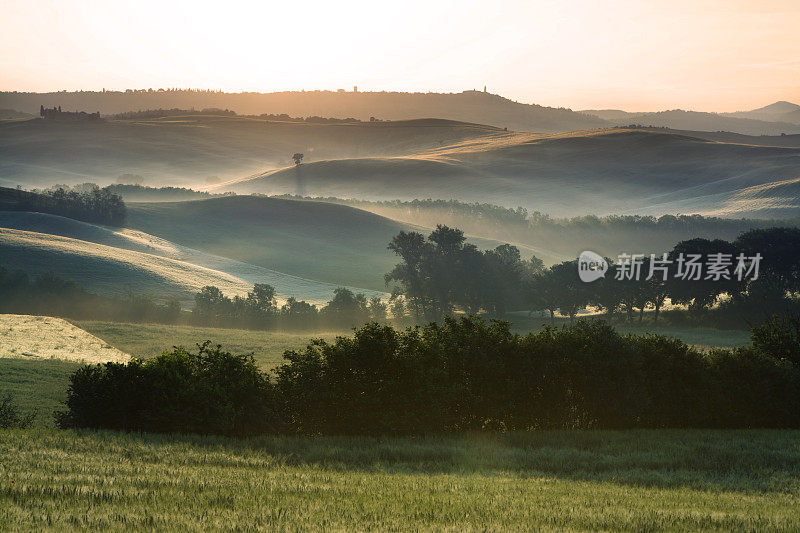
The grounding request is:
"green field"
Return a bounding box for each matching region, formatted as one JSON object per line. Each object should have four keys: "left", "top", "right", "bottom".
{"left": 0, "top": 358, "right": 79, "bottom": 428}
{"left": 75, "top": 321, "right": 344, "bottom": 369}
{"left": 0, "top": 320, "right": 794, "bottom": 530}
{"left": 1, "top": 429, "right": 798, "bottom": 530}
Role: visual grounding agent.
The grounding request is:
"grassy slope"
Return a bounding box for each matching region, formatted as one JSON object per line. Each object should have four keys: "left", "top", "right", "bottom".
{"left": 0, "top": 211, "right": 386, "bottom": 304}
{"left": 1, "top": 429, "right": 798, "bottom": 530}
{"left": 75, "top": 321, "right": 341, "bottom": 370}
{"left": 220, "top": 129, "right": 800, "bottom": 218}
{"left": 0, "top": 115, "right": 500, "bottom": 188}
{"left": 0, "top": 226, "right": 250, "bottom": 302}
{"left": 126, "top": 195, "right": 526, "bottom": 291}
{"left": 126, "top": 196, "right": 410, "bottom": 291}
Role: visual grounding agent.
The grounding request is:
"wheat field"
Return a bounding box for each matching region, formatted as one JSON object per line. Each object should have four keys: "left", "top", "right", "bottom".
{"left": 1, "top": 429, "right": 798, "bottom": 531}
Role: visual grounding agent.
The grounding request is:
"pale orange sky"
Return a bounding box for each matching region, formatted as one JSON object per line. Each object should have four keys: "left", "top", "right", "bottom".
{"left": 1, "top": 0, "right": 798, "bottom": 112}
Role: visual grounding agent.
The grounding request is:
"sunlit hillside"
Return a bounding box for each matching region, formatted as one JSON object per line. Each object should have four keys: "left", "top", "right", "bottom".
{"left": 0, "top": 115, "right": 501, "bottom": 188}
{"left": 215, "top": 129, "right": 800, "bottom": 218}
{"left": 0, "top": 211, "right": 385, "bottom": 305}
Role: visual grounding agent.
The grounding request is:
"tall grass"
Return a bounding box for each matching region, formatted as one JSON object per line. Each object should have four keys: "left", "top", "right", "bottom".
{"left": 1, "top": 429, "right": 798, "bottom": 530}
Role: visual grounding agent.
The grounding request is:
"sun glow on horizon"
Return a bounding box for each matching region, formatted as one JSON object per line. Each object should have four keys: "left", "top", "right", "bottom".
{"left": 1, "top": 0, "right": 799, "bottom": 112}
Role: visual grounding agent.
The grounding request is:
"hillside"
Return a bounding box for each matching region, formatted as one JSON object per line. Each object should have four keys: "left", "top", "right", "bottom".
{"left": 633, "top": 177, "right": 800, "bottom": 219}
{"left": 722, "top": 101, "right": 800, "bottom": 124}
{"left": 0, "top": 211, "right": 384, "bottom": 304}
{"left": 0, "top": 89, "right": 608, "bottom": 134}
{"left": 124, "top": 196, "right": 537, "bottom": 290}
{"left": 214, "top": 129, "right": 800, "bottom": 218}
{"left": 581, "top": 109, "right": 800, "bottom": 136}
{"left": 0, "top": 314, "right": 129, "bottom": 364}
{"left": 0, "top": 225, "right": 251, "bottom": 303}
{"left": 0, "top": 115, "right": 503, "bottom": 188}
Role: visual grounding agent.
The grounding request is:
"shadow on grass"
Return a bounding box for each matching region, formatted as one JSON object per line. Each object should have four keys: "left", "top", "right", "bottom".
{"left": 44, "top": 428, "right": 800, "bottom": 494}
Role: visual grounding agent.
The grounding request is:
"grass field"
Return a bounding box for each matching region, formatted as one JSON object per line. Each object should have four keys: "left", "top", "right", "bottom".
{"left": 75, "top": 321, "right": 344, "bottom": 369}
{"left": 0, "top": 319, "right": 793, "bottom": 530}
{"left": 1, "top": 429, "right": 798, "bottom": 530}
{"left": 0, "top": 358, "right": 79, "bottom": 427}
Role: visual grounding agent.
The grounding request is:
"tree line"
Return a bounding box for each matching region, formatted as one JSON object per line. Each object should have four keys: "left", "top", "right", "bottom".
{"left": 386, "top": 225, "right": 800, "bottom": 328}
{"left": 57, "top": 314, "right": 800, "bottom": 435}
{"left": 1, "top": 183, "right": 126, "bottom": 226}
{"left": 0, "top": 263, "right": 399, "bottom": 331}
{"left": 193, "top": 285, "right": 397, "bottom": 330}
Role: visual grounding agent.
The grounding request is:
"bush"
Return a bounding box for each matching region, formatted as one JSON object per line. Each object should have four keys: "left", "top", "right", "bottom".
{"left": 750, "top": 314, "right": 800, "bottom": 365}
{"left": 57, "top": 342, "right": 280, "bottom": 436}
{"left": 57, "top": 316, "right": 800, "bottom": 436}
{"left": 277, "top": 316, "right": 800, "bottom": 433}
{"left": 0, "top": 394, "right": 37, "bottom": 428}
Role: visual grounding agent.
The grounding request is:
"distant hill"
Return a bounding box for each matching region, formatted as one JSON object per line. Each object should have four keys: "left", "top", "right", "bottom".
{"left": 0, "top": 115, "right": 503, "bottom": 188}
{"left": 625, "top": 176, "right": 800, "bottom": 219}
{"left": 0, "top": 89, "right": 608, "bottom": 134}
{"left": 722, "top": 101, "right": 800, "bottom": 124}
{"left": 0, "top": 222, "right": 251, "bottom": 303}
{"left": 213, "top": 129, "right": 800, "bottom": 218}
{"left": 580, "top": 108, "right": 800, "bottom": 136}
{"left": 0, "top": 195, "right": 537, "bottom": 302}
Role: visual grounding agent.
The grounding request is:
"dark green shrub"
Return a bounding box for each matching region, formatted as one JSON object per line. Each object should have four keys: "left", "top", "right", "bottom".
{"left": 57, "top": 342, "right": 280, "bottom": 436}
{"left": 750, "top": 314, "right": 800, "bottom": 365}
{"left": 56, "top": 317, "right": 800, "bottom": 435}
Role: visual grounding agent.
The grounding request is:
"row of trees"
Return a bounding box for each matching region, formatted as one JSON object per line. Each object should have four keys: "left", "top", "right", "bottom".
{"left": 193, "top": 285, "right": 398, "bottom": 330}
{"left": 527, "top": 228, "right": 800, "bottom": 326}
{"left": 0, "top": 262, "right": 400, "bottom": 331}
{"left": 386, "top": 225, "right": 800, "bottom": 327}
{"left": 12, "top": 183, "right": 127, "bottom": 226}
{"left": 58, "top": 315, "right": 800, "bottom": 435}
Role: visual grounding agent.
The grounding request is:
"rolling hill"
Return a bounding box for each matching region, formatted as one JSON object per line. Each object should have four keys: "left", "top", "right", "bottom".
{"left": 722, "top": 101, "right": 800, "bottom": 124}
{"left": 0, "top": 211, "right": 387, "bottom": 304}
{"left": 632, "top": 177, "right": 800, "bottom": 219}
{"left": 0, "top": 195, "right": 536, "bottom": 305}
{"left": 0, "top": 225, "right": 252, "bottom": 303}
{"left": 0, "top": 89, "right": 608, "bottom": 134}
{"left": 0, "top": 115, "right": 503, "bottom": 188}
{"left": 124, "top": 196, "right": 542, "bottom": 290}
{"left": 212, "top": 129, "right": 800, "bottom": 218}
{"left": 580, "top": 109, "right": 800, "bottom": 136}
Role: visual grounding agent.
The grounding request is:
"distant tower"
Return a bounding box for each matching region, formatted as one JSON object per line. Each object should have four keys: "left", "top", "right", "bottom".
{"left": 483, "top": 85, "right": 487, "bottom": 93}
{"left": 353, "top": 85, "right": 358, "bottom": 93}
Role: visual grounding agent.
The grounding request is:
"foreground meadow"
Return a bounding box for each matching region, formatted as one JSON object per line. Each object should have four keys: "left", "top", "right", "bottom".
{"left": 1, "top": 429, "right": 798, "bottom": 531}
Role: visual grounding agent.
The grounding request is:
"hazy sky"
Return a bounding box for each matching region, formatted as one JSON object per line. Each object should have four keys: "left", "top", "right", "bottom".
{"left": 2, "top": 0, "right": 798, "bottom": 111}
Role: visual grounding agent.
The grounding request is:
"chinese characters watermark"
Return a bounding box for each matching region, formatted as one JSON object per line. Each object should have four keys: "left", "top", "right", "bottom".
{"left": 578, "top": 251, "right": 762, "bottom": 282}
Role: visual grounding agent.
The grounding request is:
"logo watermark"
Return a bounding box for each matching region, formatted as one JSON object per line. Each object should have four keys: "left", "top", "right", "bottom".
{"left": 578, "top": 251, "right": 609, "bottom": 282}
{"left": 578, "top": 251, "right": 762, "bottom": 282}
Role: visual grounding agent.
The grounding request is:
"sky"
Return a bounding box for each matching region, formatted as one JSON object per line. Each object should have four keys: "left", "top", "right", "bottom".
{"left": 1, "top": 0, "right": 798, "bottom": 112}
